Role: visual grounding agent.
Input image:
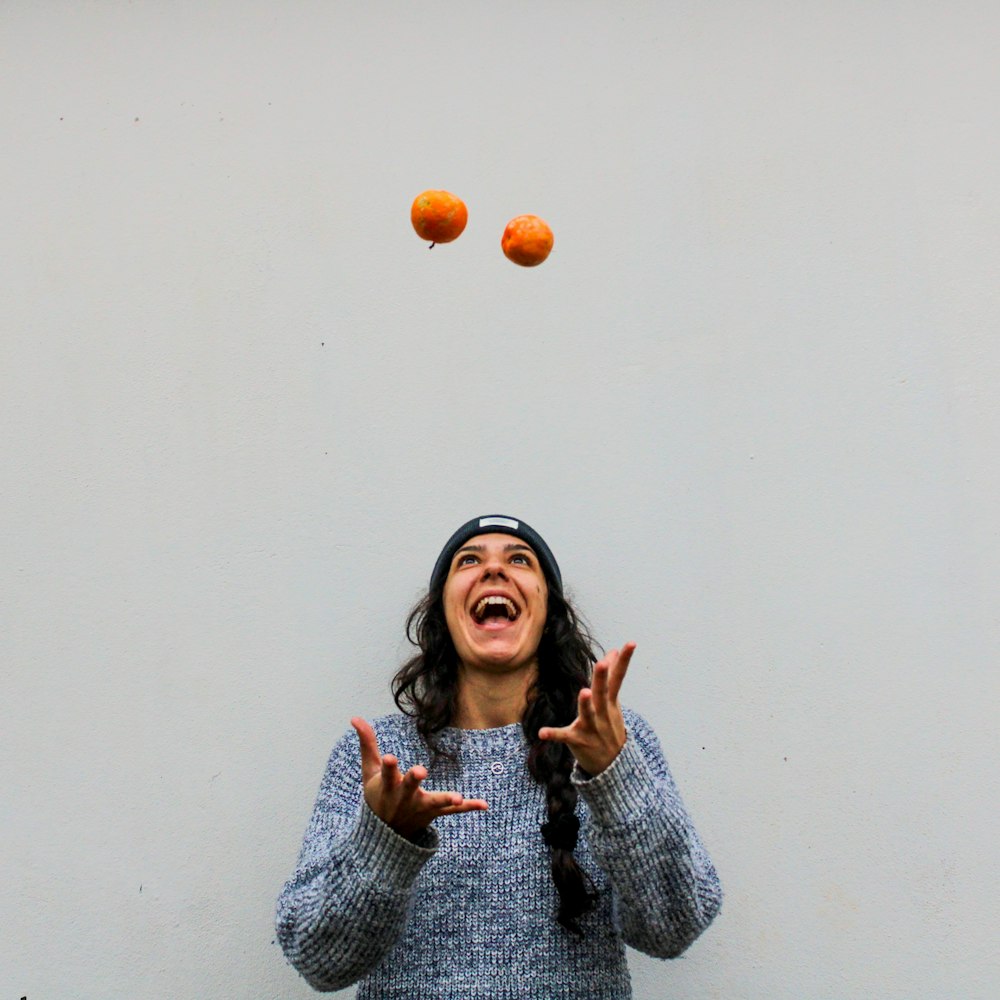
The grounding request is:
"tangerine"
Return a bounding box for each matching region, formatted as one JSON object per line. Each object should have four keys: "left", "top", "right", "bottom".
{"left": 411, "top": 190, "right": 468, "bottom": 247}
{"left": 501, "top": 215, "right": 554, "bottom": 267}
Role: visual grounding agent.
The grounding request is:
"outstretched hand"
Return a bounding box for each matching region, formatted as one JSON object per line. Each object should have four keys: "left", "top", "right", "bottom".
{"left": 351, "top": 717, "right": 488, "bottom": 839}
{"left": 538, "top": 642, "right": 636, "bottom": 776}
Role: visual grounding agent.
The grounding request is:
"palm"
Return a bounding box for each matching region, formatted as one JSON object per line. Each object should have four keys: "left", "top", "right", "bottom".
{"left": 352, "top": 717, "right": 488, "bottom": 838}
{"left": 539, "top": 642, "right": 635, "bottom": 776}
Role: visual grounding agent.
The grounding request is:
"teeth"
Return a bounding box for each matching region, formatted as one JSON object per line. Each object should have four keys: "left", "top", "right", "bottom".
{"left": 473, "top": 595, "right": 519, "bottom": 621}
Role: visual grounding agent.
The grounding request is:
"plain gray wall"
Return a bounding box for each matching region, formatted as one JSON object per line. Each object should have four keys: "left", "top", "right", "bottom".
{"left": 3, "top": 3, "right": 998, "bottom": 998}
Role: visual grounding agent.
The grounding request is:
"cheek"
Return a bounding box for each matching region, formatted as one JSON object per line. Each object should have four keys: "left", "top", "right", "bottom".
{"left": 442, "top": 608, "right": 467, "bottom": 655}
{"left": 441, "top": 591, "right": 461, "bottom": 635}
{"left": 535, "top": 590, "right": 548, "bottom": 629}
{"left": 443, "top": 579, "right": 464, "bottom": 611}
{"left": 444, "top": 595, "right": 464, "bottom": 629}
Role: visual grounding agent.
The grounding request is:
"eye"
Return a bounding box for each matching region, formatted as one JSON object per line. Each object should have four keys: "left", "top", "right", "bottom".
{"left": 510, "top": 553, "right": 531, "bottom": 566}
{"left": 456, "top": 554, "right": 479, "bottom": 567}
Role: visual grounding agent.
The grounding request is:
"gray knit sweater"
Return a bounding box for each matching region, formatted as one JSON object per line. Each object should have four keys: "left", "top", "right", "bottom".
{"left": 276, "top": 708, "right": 721, "bottom": 998}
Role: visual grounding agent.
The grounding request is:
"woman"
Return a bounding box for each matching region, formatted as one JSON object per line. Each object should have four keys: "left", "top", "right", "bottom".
{"left": 276, "top": 515, "right": 722, "bottom": 998}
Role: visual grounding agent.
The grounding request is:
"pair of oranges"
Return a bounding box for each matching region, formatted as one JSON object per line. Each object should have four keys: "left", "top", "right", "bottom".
{"left": 410, "top": 190, "right": 554, "bottom": 267}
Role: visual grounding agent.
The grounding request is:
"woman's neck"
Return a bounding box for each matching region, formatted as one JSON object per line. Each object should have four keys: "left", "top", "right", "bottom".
{"left": 452, "top": 660, "right": 537, "bottom": 730}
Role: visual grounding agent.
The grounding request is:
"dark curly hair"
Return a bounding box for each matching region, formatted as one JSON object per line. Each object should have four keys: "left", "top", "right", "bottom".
{"left": 392, "top": 583, "right": 600, "bottom": 934}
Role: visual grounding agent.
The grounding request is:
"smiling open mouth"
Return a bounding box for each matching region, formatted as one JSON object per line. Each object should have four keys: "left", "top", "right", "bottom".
{"left": 472, "top": 596, "right": 520, "bottom": 623}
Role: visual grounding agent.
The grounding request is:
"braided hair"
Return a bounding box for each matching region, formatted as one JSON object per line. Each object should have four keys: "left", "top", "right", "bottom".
{"left": 392, "top": 584, "right": 600, "bottom": 934}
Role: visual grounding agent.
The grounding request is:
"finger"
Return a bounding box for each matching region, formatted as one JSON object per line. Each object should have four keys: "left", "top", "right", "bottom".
{"left": 578, "top": 687, "right": 598, "bottom": 729}
{"left": 403, "top": 764, "right": 427, "bottom": 786}
{"left": 591, "top": 658, "right": 611, "bottom": 714}
{"left": 399, "top": 765, "right": 427, "bottom": 801}
{"left": 435, "top": 798, "right": 489, "bottom": 816}
{"left": 380, "top": 754, "right": 402, "bottom": 790}
{"left": 419, "top": 789, "right": 468, "bottom": 811}
{"left": 538, "top": 724, "right": 576, "bottom": 744}
{"left": 351, "top": 717, "right": 382, "bottom": 781}
{"left": 608, "top": 642, "right": 636, "bottom": 702}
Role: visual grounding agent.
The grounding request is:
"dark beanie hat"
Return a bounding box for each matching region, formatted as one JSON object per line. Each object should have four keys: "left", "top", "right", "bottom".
{"left": 429, "top": 515, "right": 562, "bottom": 594}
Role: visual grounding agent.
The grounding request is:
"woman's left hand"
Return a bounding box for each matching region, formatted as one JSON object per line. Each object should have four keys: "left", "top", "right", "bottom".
{"left": 539, "top": 642, "right": 636, "bottom": 776}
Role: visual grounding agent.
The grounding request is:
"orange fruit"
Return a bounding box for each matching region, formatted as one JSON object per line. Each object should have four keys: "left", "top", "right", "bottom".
{"left": 411, "top": 190, "right": 468, "bottom": 246}
{"left": 501, "top": 215, "right": 554, "bottom": 267}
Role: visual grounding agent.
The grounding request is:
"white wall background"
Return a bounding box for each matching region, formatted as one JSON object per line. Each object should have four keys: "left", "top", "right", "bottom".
{"left": 3, "top": 2, "right": 998, "bottom": 998}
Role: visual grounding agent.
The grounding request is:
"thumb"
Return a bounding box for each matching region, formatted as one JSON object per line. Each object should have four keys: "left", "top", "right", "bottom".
{"left": 538, "top": 723, "right": 575, "bottom": 744}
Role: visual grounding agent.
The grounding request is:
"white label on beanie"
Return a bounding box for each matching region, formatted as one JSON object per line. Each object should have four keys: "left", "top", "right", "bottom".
{"left": 479, "top": 516, "right": 518, "bottom": 530}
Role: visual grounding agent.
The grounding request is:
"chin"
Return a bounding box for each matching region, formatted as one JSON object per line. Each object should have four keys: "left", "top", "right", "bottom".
{"left": 463, "top": 647, "right": 536, "bottom": 673}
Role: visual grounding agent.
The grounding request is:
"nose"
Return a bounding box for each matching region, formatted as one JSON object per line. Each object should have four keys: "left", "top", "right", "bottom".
{"left": 480, "top": 553, "right": 507, "bottom": 579}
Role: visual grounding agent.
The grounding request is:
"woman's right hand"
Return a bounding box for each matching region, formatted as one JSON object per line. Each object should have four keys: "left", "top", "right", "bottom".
{"left": 351, "top": 717, "right": 488, "bottom": 839}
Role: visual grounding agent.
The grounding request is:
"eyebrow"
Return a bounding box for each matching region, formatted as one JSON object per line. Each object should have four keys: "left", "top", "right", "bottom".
{"left": 454, "top": 543, "right": 535, "bottom": 557}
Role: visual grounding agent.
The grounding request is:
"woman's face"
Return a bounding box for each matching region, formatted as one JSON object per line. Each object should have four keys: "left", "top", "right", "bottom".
{"left": 442, "top": 532, "right": 549, "bottom": 674}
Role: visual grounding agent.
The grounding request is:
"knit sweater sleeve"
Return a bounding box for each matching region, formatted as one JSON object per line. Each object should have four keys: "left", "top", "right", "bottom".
{"left": 275, "top": 726, "right": 438, "bottom": 991}
{"left": 572, "top": 709, "right": 722, "bottom": 959}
